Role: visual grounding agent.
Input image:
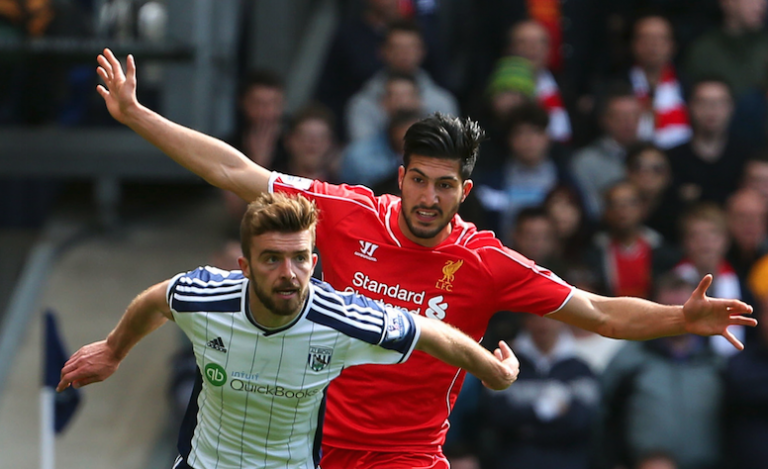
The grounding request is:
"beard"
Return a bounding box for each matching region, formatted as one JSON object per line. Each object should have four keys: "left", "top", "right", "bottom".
{"left": 252, "top": 277, "right": 308, "bottom": 317}
{"left": 402, "top": 200, "right": 460, "bottom": 240}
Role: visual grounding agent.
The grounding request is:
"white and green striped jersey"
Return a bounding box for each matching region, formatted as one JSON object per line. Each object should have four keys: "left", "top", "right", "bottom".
{"left": 167, "top": 266, "right": 419, "bottom": 469}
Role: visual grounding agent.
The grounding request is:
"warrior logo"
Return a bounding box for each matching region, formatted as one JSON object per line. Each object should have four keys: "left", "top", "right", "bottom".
{"left": 436, "top": 260, "right": 463, "bottom": 291}
{"left": 308, "top": 346, "right": 333, "bottom": 372}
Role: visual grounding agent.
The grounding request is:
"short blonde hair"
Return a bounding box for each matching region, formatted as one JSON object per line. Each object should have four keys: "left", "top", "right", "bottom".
{"left": 679, "top": 202, "right": 727, "bottom": 238}
{"left": 240, "top": 193, "right": 319, "bottom": 259}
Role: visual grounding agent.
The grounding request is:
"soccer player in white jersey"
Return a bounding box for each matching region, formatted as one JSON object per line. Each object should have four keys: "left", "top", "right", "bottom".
{"left": 93, "top": 49, "right": 756, "bottom": 469}
{"left": 57, "top": 193, "right": 519, "bottom": 469}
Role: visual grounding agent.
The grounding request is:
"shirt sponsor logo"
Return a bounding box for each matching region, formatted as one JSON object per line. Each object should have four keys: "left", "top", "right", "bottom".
{"left": 204, "top": 363, "right": 227, "bottom": 387}
{"left": 308, "top": 346, "right": 333, "bottom": 372}
{"left": 351, "top": 272, "right": 425, "bottom": 305}
{"left": 230, "top": 380, "right": 321, "bottom": 399}
{"left": 425, "top": 295, "right": 448, "bottom": 320}
{"left": 355, "top": 241, "right": 379, "bottom": 261}
{"left": 436, "top": 260, "right": 463, "bottom": 292}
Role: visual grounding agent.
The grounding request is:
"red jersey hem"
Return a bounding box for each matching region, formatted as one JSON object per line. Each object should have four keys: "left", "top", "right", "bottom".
{"left": 321, "top": 437, "right": 442, "bottom": 453}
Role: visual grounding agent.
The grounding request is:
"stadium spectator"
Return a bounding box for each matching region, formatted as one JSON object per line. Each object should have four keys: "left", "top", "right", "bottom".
{"left": 313, "top": 0, "right": 403, "bottom": 125}
{"left": 741, "top": 152, "right": 768, "bottom": 200}
{"left": 597, "top": 272, "right": 724, "bottom": 469}
{"left": 230, "top": 70, "right": 287, "bottom": 171}
{"left": 543, "top": 185, "right": 593, "bottom": 265}
{"left": 726, "top": 188, "right": 768, "bottom": 278}
{"left": 723, "top": 295, "right": 768, "bottom": 469}
{"left": 340, "top": 109, "right": 421, "bottom": 188}
{"left": 479, "top": 313, "right": 599, "bottom": 469}
{"left": 684, "top": 0, "right": 768, "bottom": 100}
{"left": 571, "top": 82, "right": 642, "bottom": 219}
{"left": 628, "top": 14, "right": 691, "bottom": 149}
{"left": 675, "top": 203, "right": 749, "bottom": 356}
{"left": 474, "top": 56, "right": 537, "bottom": 172}
{"left": 625, "top": 143, "right": 682, "bottom": 243}
{"left": 283, "top": 104, "right": 340, "bottom": 183}
{"left": 57, "top": 192, "right": 519, "bottom": 469}
{"left": 507, "top": 20, "right": 572, "bottom": 143}
{"left": 585, "top": 181, "right": 680, "bottom": 299}
{"left": 475, "top": 102, "right": 573, "bottom": 237}
{"left": 345, "top": 21, "right": 457, "bottom": 143}
{"left": 97, "top": 50, "right": 756, "bottom": 469}
{"left": 509, "top": 207, "right": 562, "bottom": 271}
{"left": 667, "top": 78, "right": 749, "bottom": 206}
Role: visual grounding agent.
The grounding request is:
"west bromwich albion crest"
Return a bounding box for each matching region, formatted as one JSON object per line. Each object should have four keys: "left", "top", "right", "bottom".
{"left": 308, "top": 346, "right": 333, "bottom": 372}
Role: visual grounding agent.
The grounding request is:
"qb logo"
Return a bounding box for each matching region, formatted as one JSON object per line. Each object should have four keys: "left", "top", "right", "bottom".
{"left": 425, "top": 295, "right": 448, "bottom": 320}
{"left": 204, "top": 363, "right": 227, "bottom": 387}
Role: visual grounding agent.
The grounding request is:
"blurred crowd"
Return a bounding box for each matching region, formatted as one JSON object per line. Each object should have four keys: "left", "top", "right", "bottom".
{"left": 211, "top": 1, "right": 768, "bottom": 468}
{"left": 8, "top": 1, "right": 768, "bottom": 468}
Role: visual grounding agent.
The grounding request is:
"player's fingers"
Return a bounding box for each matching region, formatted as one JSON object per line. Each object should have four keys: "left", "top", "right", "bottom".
{"left": 498, "top": 341, "right": 515, "bottom": 359}
{"left": 494, "top": 349, "right": 503, "bottom": 360}
{"left": 723, "top": 329, "right": 745, "bottom": 351}
{"left": 96, "top": 84, "right": 109, "bottom": 99}
{"left": 72, "top": 376, "right": 102, "bottom": 389}
{"left": 97, "top": 54, "right": 113, "bottom": 82}
{"left": 693, "top": 274, "right": 713, "bottom": 299}
{"left": 96, "top": 67, "right": 110, "bottom": 85}
{"left": 104, "top": 48, "right": 125, "bottom": 81}
{"left": 55, "top": 379, "right": 70, "bottom": 393}
{"left": 126, "top": 54, "right": 136, "bottom": 81}
{"left": 723, "top": 300, "right": 754, "bottom": 314}
{"left": 730, "top": 315, "right": 758, "bottom": 327}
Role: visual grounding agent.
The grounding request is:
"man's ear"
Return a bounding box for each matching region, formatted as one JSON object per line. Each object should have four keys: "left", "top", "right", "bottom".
{"left": 237, "top": 256, "right": 250, "bottom": 277}
{"left": 461, "top": 179, "right": 474, "bottom": 203}
{"left": 398, "top": 165, "right": 406, "bottom": 190}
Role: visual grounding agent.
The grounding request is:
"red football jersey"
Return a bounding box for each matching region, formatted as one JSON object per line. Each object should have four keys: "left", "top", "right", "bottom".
{"left": 270, "top": 173, "right": 574, "bottom": 451}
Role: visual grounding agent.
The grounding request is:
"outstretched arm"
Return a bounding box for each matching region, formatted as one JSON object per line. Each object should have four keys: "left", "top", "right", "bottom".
{"left": 549, "top": 274, "right": 757, "bottom": 349}
{"left": 97, "top": 49, "right": 271, "bottom": 201}
{"left": 56, "top": 280, "right": 173, "bottom": 391}
{"left": 413, "top": 315, "right": 519, "bottom": 391}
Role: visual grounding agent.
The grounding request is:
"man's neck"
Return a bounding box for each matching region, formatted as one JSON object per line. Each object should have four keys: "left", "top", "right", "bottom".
{"left": 692, "top": 133, "right": 727, "bottom": 162}
{"left": 641, "top": 65, "right": 664, "bottom": 88}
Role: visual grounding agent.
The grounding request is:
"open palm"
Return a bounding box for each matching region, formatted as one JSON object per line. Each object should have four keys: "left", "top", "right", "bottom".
{"left": 683, "top": 274, "right": 757, "bottom": 350}
{"left": 96, "top": 48, "right": 138, "bottom": 124}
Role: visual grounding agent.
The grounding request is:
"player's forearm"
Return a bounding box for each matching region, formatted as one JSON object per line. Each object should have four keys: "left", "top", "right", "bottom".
{"left": 583, "top": 293, "right": 686, "bottom": 340}
{"left": 414, "top": 316, "right": 515, "bottom": 390}
{"left": 106, "top": 281, "right": 172, "bottom": 360}
{"left": 122, "top": 104, "right": 269, "bottom": 201}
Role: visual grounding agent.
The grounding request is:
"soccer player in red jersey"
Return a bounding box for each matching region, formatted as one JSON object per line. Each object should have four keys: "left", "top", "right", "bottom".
{"left": 95, "top": 49, "right": 756, "bottom": 469}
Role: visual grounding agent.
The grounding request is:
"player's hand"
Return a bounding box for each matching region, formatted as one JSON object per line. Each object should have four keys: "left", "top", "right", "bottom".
{"left": 683, "top": 274, "right": 757, "bottom": 350}
{"left": 482, "top": 341, "right": 519, "bottom": 391}
{"left": 96, "top": 48, "right": 140, "bottom": 124}
{"left": 56, "top": 340, "right": 122, "bottom": 392}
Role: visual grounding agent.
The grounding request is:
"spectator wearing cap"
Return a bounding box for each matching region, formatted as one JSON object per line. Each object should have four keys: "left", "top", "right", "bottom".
{"left": 474, "top": 56, "right": 537, "bottom": 173}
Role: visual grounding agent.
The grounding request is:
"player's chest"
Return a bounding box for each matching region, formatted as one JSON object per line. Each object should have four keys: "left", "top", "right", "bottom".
{"left": 193, "top": 319, "right": 345, "bottom": 395}
{"left": 318, "top": 232, "right": 487, "bottom": 326}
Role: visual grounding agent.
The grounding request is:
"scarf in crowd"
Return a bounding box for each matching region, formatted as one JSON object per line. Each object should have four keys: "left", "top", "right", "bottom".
{"left": 537, "top": 70, "right": 572, "bottom": 143}
{"left": 630, "top": 64, "right": 692, "bottom": 149}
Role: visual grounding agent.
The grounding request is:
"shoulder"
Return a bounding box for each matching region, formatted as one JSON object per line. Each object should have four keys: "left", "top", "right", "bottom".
{"left": 306, "top": 279, "right": 394, "bottom": 343}
{"left": 168, "top": 267, "right": 246, "bottom": 313}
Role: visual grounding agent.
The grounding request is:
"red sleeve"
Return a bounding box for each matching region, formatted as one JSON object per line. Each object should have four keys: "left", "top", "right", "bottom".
{"left": 482, "top": 244, "right": 574, "bottom": 316}
{"left": 269, "top": 172, "right": 381, "bottom": 246}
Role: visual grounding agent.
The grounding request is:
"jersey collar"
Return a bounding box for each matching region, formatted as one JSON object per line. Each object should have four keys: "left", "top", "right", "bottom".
{"left": 244, "top": 279, "right": 314, "bottom": 336}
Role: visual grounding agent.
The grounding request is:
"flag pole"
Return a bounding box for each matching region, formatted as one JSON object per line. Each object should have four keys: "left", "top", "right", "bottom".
{"left": 40, "top": 385, "right": 55, "bottom": 469}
